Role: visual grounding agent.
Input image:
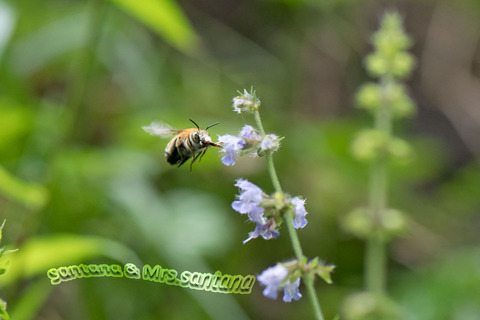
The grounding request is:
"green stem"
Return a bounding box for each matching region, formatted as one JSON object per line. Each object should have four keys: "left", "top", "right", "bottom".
{"left": 254, "top": 109, "right": 324, "bottom": 320}
{"left": 365, "top": 148, "right": 387, "bottom": 295}
{"left": 254, "top": 110, "right": 283, "bottom": 193}
{"left": 267, "top": 153, "right": 283, "bottom": 193}
{"left": 365, "top": 76, "right": 393, "bottom": 295}
{"left": 285, "top": 210, "right": 325, "bottom": 320}
{"left": 253, "top": 109, "right": 266, "bottom": 136}
{"left": 365, "top": 233, "right": 386, "bottom": 294}
{"left": 304, "top": 272, "right": 325, "bottom": 320}
{"left": 284, "top": 208, "right": 304, "bottom": 260}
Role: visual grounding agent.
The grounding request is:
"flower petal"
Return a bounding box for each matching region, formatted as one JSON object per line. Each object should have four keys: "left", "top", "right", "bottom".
{"left": 291, "top": 197, "right": 308, "bottom": 229}
{"left": 258, "top": 264, "right": 289, "bottom": 300}
{"left": 283, "top": 278, "right": 302, "bottom": 302}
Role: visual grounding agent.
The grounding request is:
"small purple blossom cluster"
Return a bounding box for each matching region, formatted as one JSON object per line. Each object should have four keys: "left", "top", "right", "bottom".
{"left": 220, "top": 88, "right": 334, "bottom": 306}
{"left": 258, "top": 259, "right": 335, "bottom": 303}
{"left": 232, "top": 88, "right": 261, "bottom": 113}
{"left": 218, "top": 125, "right": 279, "bottom": 166}
{"left": 232, "top": 179, "right": 308, "bottom": 244}
{"left": 257, "top": 263, "right": 302, "bottom": 302}
{"left": 217, "top": 89, "right": 280, "bottom": 166}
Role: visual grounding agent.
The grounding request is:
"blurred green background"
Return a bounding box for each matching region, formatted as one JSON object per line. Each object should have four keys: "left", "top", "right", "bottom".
{"left": 1, "top": 0, "right": 480, "bottom": 319}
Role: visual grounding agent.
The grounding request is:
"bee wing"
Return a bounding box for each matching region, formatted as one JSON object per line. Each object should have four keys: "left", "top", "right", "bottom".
{"left": 142, "top": 122, "right": 181, "bottom": 138}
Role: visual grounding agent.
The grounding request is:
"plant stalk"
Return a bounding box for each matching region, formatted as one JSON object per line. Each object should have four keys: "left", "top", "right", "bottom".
{"left": 365, "top": 76, "right": 393, "bottom": 295}
{"left": 254, "top": 109, "right": 325, "bottom": 320}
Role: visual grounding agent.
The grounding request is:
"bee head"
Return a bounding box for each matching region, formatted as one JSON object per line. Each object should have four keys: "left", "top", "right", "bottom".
{"left": 189, "top": 119, "right": 221, "bottom": 148}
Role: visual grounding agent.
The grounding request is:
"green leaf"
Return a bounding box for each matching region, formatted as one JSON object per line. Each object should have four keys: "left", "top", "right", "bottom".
{"left": 304, "top": 257, "right": 336, "bottom": 285}
{"left": 351, "top": 130, "right": 389, "bottom": 162}
{"left": 0, "top": 248, "right": 17, "bottom": 258}
{"left": 314, "top": 263, "right": 335, "bottom": 284}
{"left": 0, "top": 166, "right": 48, "bottom": 210}
{"left": 109, "top": 0, "right": 199, "bottom": 53}
{"left": 366, "top": 11, "right": 415, "bottom": 79}
{"left": 0, "top": 234, "right": 138, "bottom": 287}
{"left": 10, "top": 280, "right": 52, "bottom": 320}
{"left": 0, "top": 259, "right": 10, "bottom": 276}
{"left": 341, "top": 207, "right": 372, "bottom": 239}
{"left": 0, "top": 300, "right": 9, "bottom": 320}
{"left": 0, "top": 220, "right": 4, "bottom": 243}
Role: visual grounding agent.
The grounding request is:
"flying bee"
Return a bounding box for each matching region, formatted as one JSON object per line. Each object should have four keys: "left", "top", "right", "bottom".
{"left": 143, "top": 119, "right": 221, "bottom": 171}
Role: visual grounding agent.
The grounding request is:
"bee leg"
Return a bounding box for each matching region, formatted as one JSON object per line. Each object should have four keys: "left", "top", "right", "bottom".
{"left": 177, "top": 156, "right": 185, "bottom": 167}
{"left": 189, "top": 152, "right": 202, "bottom": 171}
{"left": 198, "top": 147, "right": 208, "bottom": 162}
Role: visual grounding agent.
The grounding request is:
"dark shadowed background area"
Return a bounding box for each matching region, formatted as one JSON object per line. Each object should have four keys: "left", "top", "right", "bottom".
{"left": 1, "top": 0, "right": 480, "bottom": 319}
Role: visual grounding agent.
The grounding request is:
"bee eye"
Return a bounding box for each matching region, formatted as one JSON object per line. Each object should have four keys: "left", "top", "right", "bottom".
{"left": 192, "top": 132, "right": 200, "bottom": 143}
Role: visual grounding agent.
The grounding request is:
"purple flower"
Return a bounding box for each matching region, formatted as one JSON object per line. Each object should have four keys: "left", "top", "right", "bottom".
{"left": 218, "top": 134, "right": 246, "bottom": 166}
{"left": 243, "top": 217, "right": 279, "bottom": 244}
{"left": 232, "top": 179, "right": 281, "bottom": 243}
{"left": 258, "top": 264, "right": 302, "bottom": 302}
{"left": 282, "top": 278, "right": 302, "bottom": 302}
{"left": 233, "top": 98, "right": 253, "bottom": 113}
{"left": 259, "top": 134, "right": 279, "bottom": 152}
{"left": 257, "top": 264, "right": 289, "bottom": 300}
{"left": 240, "top": 125, "right": 261, "bottom": 141}
{"left": 232, "top": 89, "right": 260, "bottom": 113}
{"left": 231, "top": 179, "right": 265, "bottom": 215}
{"left": 291, "top": 197, "right": 308, "bottom": 229}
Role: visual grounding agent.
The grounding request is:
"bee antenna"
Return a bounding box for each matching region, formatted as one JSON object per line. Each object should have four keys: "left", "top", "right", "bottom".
{"left": 189, "top": 119, "right": 200, "bottom": 130}
{"left": 205, "top": 122, "right": 220, "bottom": 131}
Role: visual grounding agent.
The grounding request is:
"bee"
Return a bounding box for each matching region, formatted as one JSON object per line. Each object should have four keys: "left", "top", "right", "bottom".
{"left": 143, "top": 119, "right": 221, "bottom": 171}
